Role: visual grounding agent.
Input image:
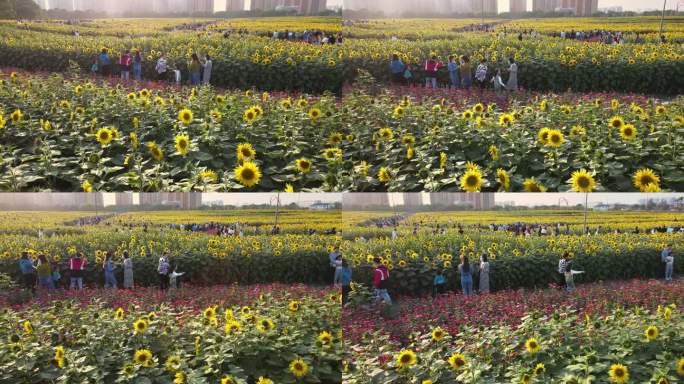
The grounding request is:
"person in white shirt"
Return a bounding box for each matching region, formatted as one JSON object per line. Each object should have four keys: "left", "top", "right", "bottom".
{"left": 202, "top": 54, "right": 212, "bottom": 85}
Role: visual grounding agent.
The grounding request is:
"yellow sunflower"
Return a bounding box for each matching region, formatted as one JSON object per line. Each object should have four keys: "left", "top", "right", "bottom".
{"left": 524, "top": 337, "right": 541, "bottom": 353}
{"left": 499, "top": 113, "right": 514, "bottom": 126}
{"left": 396, "top": 350, "right": 417, "bottom": 369}
{"left": 147, "top": 142, "right": 164, "bottom": 162}
{"left": 676, "top": 357, "right": 684, "bottom": 375}
{"left": 234, "top": 162, "right": 261, "bottom": 188}
{"left": 537, "top": 127, "right": 551, "bottom": 145}
{"left": 431, "top": 326, "right": 446, "bottom": 341}
{"left": 133, "top": 318, "right": 148, "bottom": 335}
{"left": 609, "top": 116, "right": 624, "bottom": 129}
{"left": 224, "top": 321, "right": 242, "bottom": 335}
{"left": 237, "top": 143, "right": 256, "bottom": 161}
{"left": 165, "top": 355, "right": 181, "bottom": 372}
{"left": 96, "top": 127, "right": 113, "bottom": 146}
{"left": 547, "top": 129, "right": 565, "bottom": 147}
{"left": 533, "top": 363, "right": 545, "bottom": 375}
{"left": 174, "top": 134, "right": 190, "bottom": 156}
{"left": 256, "top": 377, "right": 273, "bottom": 384}
{"left": 318, "top": 331, "right": 333, "bottom": 345}
{"left": 644, "top": 325, "right": 659, "bottom": 341}
{"left": 632, "top": 168, "right": 660, "bottom": 192}
{"left": 295, "top": 158, "right": 312, "bottom": 173}
{"left": 378, "top": 127, "right": 394, "bottom": 140}
{"left": 289, "top": 358, "right": 309, "bottom": 378}
{"left": 608, "top": 364, "right": 629, "bottom": 384}
{"left": 133, "top": 349, "right": 153, "bottom": 367}
{"left": 570, "top": 170, "right": 596, "bottom": 192}
{"left": 378, "top": 167, "right": 391, "bottom": 183}
{"left": 523, "top": 178, "right": 546, "bottom": 192}
{"left": 496, "top": 168, "right": 510, "bottom": 191}
{"left": 243, "top": 108, "right": 257, "bottom": 123}
{"left": 328, "top": 132, "right": 343, "bottom": 146}
{"left": 619, "top": 124, "right": 637, "bottom": 141}
{"left": 308, "top": 108, "right": 322, "bottom": 120}
{"left": 220, "top": 376, "right": 237, "bottom": 384}
{"left": 256, "top": 318, "right": 275, "bottom": 333}
{"left": 460, "top": 169, "right": 483, "bottom": 192}
{"left": 178, "top": 109, "right": 193, "bottom": 125}
{"left": 448, "top": 352, "right": 466, "bottom": 370}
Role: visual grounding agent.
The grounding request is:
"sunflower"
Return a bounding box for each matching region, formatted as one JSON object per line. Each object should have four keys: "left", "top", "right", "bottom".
{"left": 133, "top": 349, "right": 153, "bottom": 367}
{"left": 431, "top": 326, "right": 446, "bottom": 341}
{"left": 174, "top": 134, "right": 190, "bottom": 156}
{"left": 499, "top": 113, "right": 514, "bottom": 126}
{"left": 234, "top": 162, "right": 261, "bottom": 188}
{"left": 115, "top": 307, "right": 125, "bottom": 321}
{"left": 203, "top": 306, "right": 217, "bottom": 319}
{"left": 237, "top": 143, "right": 256, "bottom": 161}
{"left": 523, "top": 177, "right": 547, "bottom": 192}
{"left": 297, "top": 98, "right": 308, "bottom": 108}
{"left": 393, "top": 106, "right": 405, "bottom": 118}
{"left": 462, "top": 110, "right": 474, "bottom": 119}
{"left": 488, "top": 145, "right": 499, "bottom": 160}
{"left": 619, "top": 124, "right": 637, "bottom": 141}
{"left": 570, "top": 170, "right": 596, "bottom": 192}
{"left": 323, "top": 148, "right": 342, "bottom": 162}
{"left": 82, "top": 180, "right": 93, "bottom": 193}
{"left": 656, "top": 378, "right": 668, "bottom": 384}
{"left": 318, "top": 331, "right": 333, "bottom": 345}
{"left": 59, "top": 100, "right": 71, "bottom": 109}
{"left": 676, "top": 357, "right": 684, "bottom": 375}
{"left": 570, "top": 125, "right": 586, "bottom": 138}
{"left": 133, "top": 318, "right": 148, "bottom": 334}
{"left": 524, "top": 337, "right": 541, "bottom": 353}
{"left": 173, "top": 372, "right": 185, "bottom": 384}
{"left": 224, "top": 320, "right": 242, "bottom": 335}
{"left": 547, "top": 129, "right": 565, "bottom": 147}
{"left": 139, "top": 89, "right": 150, "bottom": 98}
{"left": 147, "top": 142, "right": 164, "bottom": 162}
{"left": 328, "top": 132, "right": 343, "bottom": 146}
{"left": 200, "top": 170, "right": 218, "bottom": 183}
{"left": 257, "top": 377, "right": 273, "bottom": 384}
{"left": 221, "top": 376, "right": 237, "bottom": 384}
{"left": 378, "top": 127, "right": 394, "bottom": 140}
{"left": 289, "top": 358, "right": 309, "bottom": 378}
{"left": 655, "top": 105, "right": 666, "bottom": 114}
{"left": 129, "top": 132, "right": 138, "bottom": 149}
{"left": 609, "top": 116, "right": 624, "bottom": 129}
{"left": 632, "top": 168, "right": 660, "bottom": 192}
{"left": 96, "top": 127, "right": 113, "bottom": 146}
{"left": 520, "top": 373, "right": 532, "bottom": 384}
{"left": 280, "top": 98, "right": 292, "bottom": 108}
{"left": 534, "top": 363, "right": 545, "bottom": 375}
{"left": 537, "top": 127, "right": 551, "bottom": 145}
{"left": 165, "top": 355, "right": 181, "bottom": 372}
{"left": 448, "top": 352, "right": 466, "bottom": 369}
{"left": 644, "top": 325, "right": 659, "bottom": 341}
{"left": 378, "top": 167, "right": 391, "bottom": 183}
{"left": 243, "top": 108, "right": 257, "bottom": 123}
{"left": 308, "top": 108, "right": 322, "bottom": 120}
{"left": 460, "top": 169, "right": 483, "bottom": 192}
{"left": 496, "top": 168, "right": 510, "bottom": 191}
{"left": 54, "top": 346, "right": 65, "bottom": 362}
{"left": 439, "top": 152, "right": 447, "bottom": 169}
{"left": 396, "top": 350, "right": 417, "bottom": 369}
{"left": 473, "top": 103, "right": 484, "bottom": 114}
{"left": 288, "top": 300, "right": 299, "bottom": 312}
{"left": 295, "top": 158, "right": 312, "bottom": 173}
{"left": 256, "top": 318, "right": 275, "bottom": 333}
{"left": 608, "top": 364, "right": 629, "bottom": 383}
{"left": 127, "top": 92, "right": 137, "bottom": 100}
{"left": 406, "top": 146, "right": 414, "bottom": 159}
{"left": 121, "top": 363, "right": 135, "bottom": 377}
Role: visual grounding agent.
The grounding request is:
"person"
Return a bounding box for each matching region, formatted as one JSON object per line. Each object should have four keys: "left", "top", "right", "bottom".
{"left": 424, "top": 54, "right": 441, "bottom": 89}
{"left": 479, "top": 253, "right": 490, "bottom": 294}
{"left": 459, "top": 255, "right": 473, "bottom": 296}
{"left": 51, "top": 259, "right": 61, "bottom": 289}
{"left": 339, "top": 260, "right": 352, "bottom": 304}
{"left": 69, "top": 252, "right": 87, "bottom": 290}
{"left": 372, "top": 257, "right": 391, "bottom": 304}
{"left": 132, "top": 50, "right": 143, "bottom": 81}
{"left": 36, "top": 254, "right": 54, "bottom": 290}
{"left": 119, "top": 50, "right": 132, "bottom": 81}
{"left": 158, "top": 254, "right": 170, "bottom": 290}
{"left": 459, "top": 55, "right": 472, "bottom": 88}
{"left": 333, "top": 254, "right": 343, "bottom": 285}
{"left": 188, "top": 54, "right": 202, "bottom": 85}
{"left": 559, "top": 252, "right": 574, "bottom": 292}
{"left": 102, "top": 252, "right": 117, "bottom": 289}
{"left": 447, "top": 55, "right": 460, "bottom": 89}
{"left": 491, "top": 69, "right": 506, "bottom": 94}
{"left": 665, "top": 251, "right": 674, "bottom": 282}
{"left": 475, "top": 58, "right": 488, "bottom": 93}
{"left": 19, "top": 252, "right": 36, "bottom": 294}
{"left": 90, "top": 55, "right": 99, "bottom": 77}
{"left": 390, "top": 54, "right": 405, "bottom": 85}
{"left": 403, "top": 63, "right": 413, "bottom": 86}
{"left": 155, "top": 54, "right": 168, "bottom": 81}
{"left": 174, "top": 63, "right": 182, "bottom": 86}
{"left": 432, "top": 268, "right": 446, "bottom": 298}
{"left": 169, "top": 262, "right": 185, "bottom": 289}
{"left": 123, "top": 251, "right": 133, "bottom": 289}
{"left": 329, "top": 245, "right": 342, "bottom": 284}
{"left": 506, "top": 57, "right": 518, "bottom": 92}
{"left": 98, "top": 48, "right": 111, "bottom": 77}
{"left": 661, "top": 244, "right": 673, "bottom": 263}
{"left": 202, "top": 54, "right": 212, "bottom": 85}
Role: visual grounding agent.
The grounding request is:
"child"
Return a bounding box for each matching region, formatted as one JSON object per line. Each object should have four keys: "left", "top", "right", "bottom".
{"left": 333, "top": 254, "right": 343, "bottom": 285}
{"left": 174, "top": 64, "right": 182, "bottom": 86}
{"left": 169, "top": 268, "right": 185, "bottom": 289}
{"left": 340, "top": 260, "right": 352, "bottom": 304}
{"left": 90, "top": 55, "right": 99, "bottom": 77}
{"left": 432, "top": 268, "right": 446, "bottom": 298}
{"left": 665, "top": 252, "right": 674, "bottom": 281}
{"left": 491, "top": 69, "right": 506, "bottom": 94}
{"left": 403, "top": 64, "right": 413, "bottom": 86}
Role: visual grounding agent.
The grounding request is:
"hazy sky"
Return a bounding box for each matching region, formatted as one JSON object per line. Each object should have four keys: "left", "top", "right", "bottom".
{"left": 214, "top": 0, "right": 342, "bottom": 11}
{"left": 496, "top": 0, "right": 678, "bottom": 12}
{"left": 388, "top": 193, "right": 684, "bottom": 207}
{"left": 102, "top": 193, "right": 341, "bottom": 207}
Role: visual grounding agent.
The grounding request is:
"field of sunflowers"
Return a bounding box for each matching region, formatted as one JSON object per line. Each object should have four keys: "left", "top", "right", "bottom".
{"left": 1, "top": 70, "right": 683, "bottom": 192}
{"left": 342, "top": 209, "right": 684, "bottom": 294}
{"left": 0, "top": 209, "right": 341, "bottom": 286}
{"left": 342, "top": 279, "right": 684, "bottom": 384}
{"left": 0, "top": 17, "right": 344, "bottom": 93}
{"left": 0, "top": 284, "right": 342, "bottom": 383}
{"left": 344, "top": 17, "right": 684, "bottom": 94}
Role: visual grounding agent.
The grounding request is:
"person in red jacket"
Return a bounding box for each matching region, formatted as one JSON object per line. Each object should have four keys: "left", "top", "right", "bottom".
{"left": 424, "top": 54, "right": 442, "bottom": 89}
{"left": 372, "top": 257, "right": 392, "bottom": 304}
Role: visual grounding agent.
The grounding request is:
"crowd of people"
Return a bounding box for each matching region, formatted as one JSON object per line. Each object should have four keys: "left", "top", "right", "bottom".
{"left": 18, "top": 250, "right": 183, "bottom": 294}
{"left": 390, "top": 53, "right": 518, "bottom": 93}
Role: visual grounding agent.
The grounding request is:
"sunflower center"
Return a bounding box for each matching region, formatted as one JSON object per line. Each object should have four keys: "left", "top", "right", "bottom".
{"left": 640, "top": 176, "right": 654, "bottom": 185}
{"left": 615, "top": 368, "right": 624, "bottom": 377}
{"left": 577, "top": 176, "right": 590, "bottom": 188}
{"left": 400, "top": 354, "right": 411, "bottom": 363}
{"left": 466, "top": 175, "right": 479, "bottom": 186}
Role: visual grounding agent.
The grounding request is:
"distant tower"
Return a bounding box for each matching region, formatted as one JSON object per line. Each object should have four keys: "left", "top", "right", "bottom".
{"left": 402, "top": 193, "right": 424, "bottom": 208}
{"left": 510, "top": 0, "right": 526, "bottom": 13}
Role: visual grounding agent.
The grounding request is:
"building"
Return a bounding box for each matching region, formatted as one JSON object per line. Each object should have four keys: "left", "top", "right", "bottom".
{"left": 429, "top": 193, "right": 495, "bottom": 210}
{"left": 299, "top": 0, "right": 327, "bottom": 14}
{"left": 190, "top": 0, "right": 214, "bottom": 12}
{"left": 114, "top": 193, "right": 135, "bottom": 207}
{"left": 225, "top": 0, "right": 245, "bottom": 11}
{"left": 532, "top": 0, "right": 559, "bottom": 12}
{"left": 510, "top": 0, "right": 526, "bottom": 13}
{"left": 309, "top": 201, "right": 336, "bottom": 210}
{"left": 139, "top": 193, "right": 202, "bottom": 209}
{"left": 471, "top": 0, "right": 497, "bottom": 14}
{"left": 402, "top": 193, "right": 424, "bottom": 208}
{"left": 342, "top": 193, "right": 390, "bottom": 209}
